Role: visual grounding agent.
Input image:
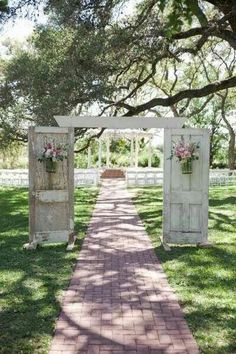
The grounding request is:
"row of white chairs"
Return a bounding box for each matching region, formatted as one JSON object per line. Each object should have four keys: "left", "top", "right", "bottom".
{"left": 209, "top": 175, "right": 236, "bottom": 186}
{"left": 126, "top": 169, "right": 236, "bottom": 187}
{"left": 74, "top": 169, "right": 100, "bottom": 186}
{"left": 0, "top": 169, "right": 100, "bottom": 187}
{"left": 0, "top": 169, "right": 235, "bottom": 187}
{"left": 126, "top": 169, "right": 163, "bottom": 186}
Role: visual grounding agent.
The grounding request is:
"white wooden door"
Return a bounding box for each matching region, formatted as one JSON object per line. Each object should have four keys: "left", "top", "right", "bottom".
{"left": 28, "top": 127, "right": 74, "bottom": 245}
{"left": 163, "top": 128, "right": 209, "bottom": 244}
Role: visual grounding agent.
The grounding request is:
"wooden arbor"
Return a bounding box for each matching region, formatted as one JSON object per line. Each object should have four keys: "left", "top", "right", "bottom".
{"left": 25, "top": 116, "right": 210, "bottom": 249}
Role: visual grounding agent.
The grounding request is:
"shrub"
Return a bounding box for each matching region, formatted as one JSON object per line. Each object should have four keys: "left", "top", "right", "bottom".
{"left": 211, "top": 162, "right": 228, "bottom": 169}
{"left": 138, "top": 151, "right": 160, "bottom": 167}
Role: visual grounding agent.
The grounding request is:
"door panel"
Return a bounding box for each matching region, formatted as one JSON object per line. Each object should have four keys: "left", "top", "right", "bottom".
{"left": 170, "top": 204, "right": 182, "bottom": 231}
{"left": 189, "top": 205, "right": 201, "bottom": 231}
{"left": 163, "top": 128, "right": 209, "bottom": 244}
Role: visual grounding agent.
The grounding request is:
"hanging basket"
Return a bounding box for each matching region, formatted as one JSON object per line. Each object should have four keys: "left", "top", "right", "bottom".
{"left": 45, "top": 159, "right": 57, "bottom": 173}
{"left": 181, "top": 159, "right": 192, "bottom": 174}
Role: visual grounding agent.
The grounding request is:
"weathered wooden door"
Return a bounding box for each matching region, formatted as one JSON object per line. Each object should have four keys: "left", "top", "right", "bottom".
{"left": 27, "top": 127, "right": 74, "bottom": 248}
{"left": 163, "top": 128, "right": 209, "bottom": 244}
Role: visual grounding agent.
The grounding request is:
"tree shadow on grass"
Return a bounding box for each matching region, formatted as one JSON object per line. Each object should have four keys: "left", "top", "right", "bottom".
{"left": 209, "top": 196, "right": 236, "bottom": 207}
{"left": 0, "top": 187, "right": 99, "bottom": 353}
{"left": 131, "top": 186, "right": 163, "bottom": 206}
{"left": 132, "top": 185, "right": 236, "bottom": 354}
{"left": 185, "top": 306, "right": 236, "bottom": 354}
{"left": 0, "top": 235, "right": 77, "bottom": 352}
{"left": 151, "top": 243, "right": 236, "bottom": 354}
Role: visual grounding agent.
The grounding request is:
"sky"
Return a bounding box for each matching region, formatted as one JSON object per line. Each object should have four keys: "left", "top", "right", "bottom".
{"left": 1, "top": 18, "right": 35, "bottom": 41}
{"left": 0, "top": 0, "right": 140, "bottom": 43}
{"left": 0, "top": 0, "right": 47, "bottom": 46}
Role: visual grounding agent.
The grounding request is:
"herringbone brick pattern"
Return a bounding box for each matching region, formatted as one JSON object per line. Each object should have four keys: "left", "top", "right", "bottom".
{"left": 49, "top": 180, "right": 199, "bottom": 354}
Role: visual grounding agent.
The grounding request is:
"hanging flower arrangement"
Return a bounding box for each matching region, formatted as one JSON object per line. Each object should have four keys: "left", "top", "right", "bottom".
{"left": 170, "top": 136, "right": 200, "bottom": 174}
{"left": 38, "top": 142, "right": 68, "bottom": 173}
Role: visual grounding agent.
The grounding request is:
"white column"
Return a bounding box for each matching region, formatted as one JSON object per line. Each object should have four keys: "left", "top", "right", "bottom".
{"left": 87, "top": 146, "right": 91, "bottom": 168}
{"left": 130, "top": 137, "right": 134, "bottom": 167}
{"left": 135, "top": 136, "right": 139, "bottom": 168}
{"left": 98, "top": 139, "right": 102, "bottom": 168}
{"left": 148, "top": 137, "right": 152, "bottom": 168}
{"left": 106, "top": 137, "right": 110, "bottom": 168}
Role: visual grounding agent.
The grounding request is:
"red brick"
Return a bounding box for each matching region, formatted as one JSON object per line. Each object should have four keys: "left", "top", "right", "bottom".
{"left": 49, "top": 180, "right": 199, "bottom": 354}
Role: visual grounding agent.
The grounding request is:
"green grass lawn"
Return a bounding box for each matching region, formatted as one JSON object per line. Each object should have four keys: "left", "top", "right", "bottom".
{"left": 0, "top": 187, "right": 99, "bottom": 354}
{"left": 0, "top": 185, "right": 235, "bottom": 354}
{"left": 132, "top": 185, "right": 236, "bottom": 354}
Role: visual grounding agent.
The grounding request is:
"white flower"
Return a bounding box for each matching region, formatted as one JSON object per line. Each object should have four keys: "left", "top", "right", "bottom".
{"left": 45, "top": 149, "right": 53, "bottom": 157}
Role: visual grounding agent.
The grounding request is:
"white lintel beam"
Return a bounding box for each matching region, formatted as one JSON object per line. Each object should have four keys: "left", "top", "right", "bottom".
{"left": 55, "top": 116, "right": 186, "bottom": 129}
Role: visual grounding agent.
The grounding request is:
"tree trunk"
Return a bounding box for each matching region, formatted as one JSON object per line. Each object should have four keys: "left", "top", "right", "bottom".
{"left": 228, "top": 128, "right": 235, "bottom": 170}
{"left": 219, "top": 90, "right": 235, "bottom": 171}
{"left": 209, "top": 130, "right": 214, "bottom": 167}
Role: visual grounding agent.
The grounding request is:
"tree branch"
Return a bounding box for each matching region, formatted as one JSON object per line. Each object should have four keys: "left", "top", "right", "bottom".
{"left": 188, "top": 94, "right": 214, "bottom": 117}
{"left": 171, "top": 12, "right": 236, "bottom": 49}
{"left": 74, "top": 128, "right": 105, "bottom": 153}
{"left": 119, "top": 75, "right": 236, "bottom": 116}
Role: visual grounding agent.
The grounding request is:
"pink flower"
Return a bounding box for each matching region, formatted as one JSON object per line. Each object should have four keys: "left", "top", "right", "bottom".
{"left": 172, "top": 138, "right": 199, "bottom": 162}
{"left": 183, "top": 151, "right": 191, "bottom": 158}
{"left": 38, "top": 141, "right": 68, "bottom": 162}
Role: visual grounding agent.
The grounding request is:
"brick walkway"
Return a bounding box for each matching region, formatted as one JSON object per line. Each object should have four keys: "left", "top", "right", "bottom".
{"left": 50, "top": 180, "right": 199, "bottom": 354}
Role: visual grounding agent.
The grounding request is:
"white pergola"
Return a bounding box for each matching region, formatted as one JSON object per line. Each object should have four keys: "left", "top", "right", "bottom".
{"left": 55, "top": 116, "right": 186, "bottom": 169}
{"left": 92, "top": 129, "right": 156, "bottom": 169}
